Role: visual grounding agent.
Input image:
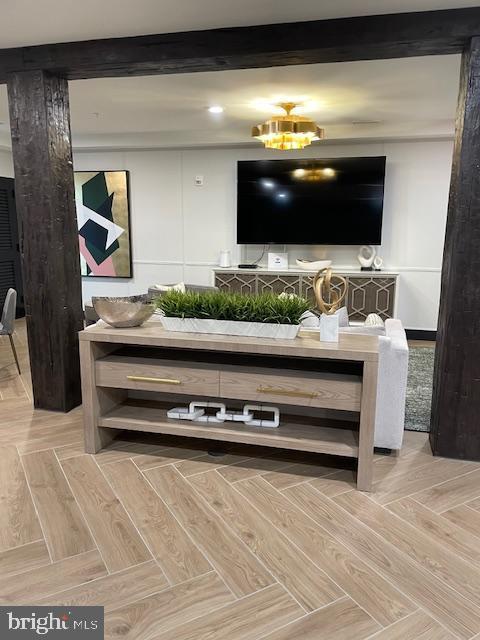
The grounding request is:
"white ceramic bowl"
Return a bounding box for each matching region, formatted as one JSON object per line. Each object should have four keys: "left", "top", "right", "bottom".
{"left": 295, "top": 259, "right": 332, "bottom": 271}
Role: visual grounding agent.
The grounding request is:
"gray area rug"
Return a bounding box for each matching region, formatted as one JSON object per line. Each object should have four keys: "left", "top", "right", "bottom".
{"left": 405, "top": 346, "right": 435, "bottom": 432}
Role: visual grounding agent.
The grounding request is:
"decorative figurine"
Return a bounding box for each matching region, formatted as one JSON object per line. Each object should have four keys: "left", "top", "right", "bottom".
{"left": 167, "top": 401, "right": 280, "bottom": 428}
{"left": 357, "top": 245, "right": 376, "bottom": 270}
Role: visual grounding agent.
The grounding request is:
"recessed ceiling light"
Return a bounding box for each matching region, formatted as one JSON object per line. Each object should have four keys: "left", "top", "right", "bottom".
{"left": 208, "top": 106, "right": 224, "bottom": 114}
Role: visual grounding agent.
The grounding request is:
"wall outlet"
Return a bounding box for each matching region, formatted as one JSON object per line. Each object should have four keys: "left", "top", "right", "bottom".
{"left": 194, "top": 175, "right": 204, "bottom": 186}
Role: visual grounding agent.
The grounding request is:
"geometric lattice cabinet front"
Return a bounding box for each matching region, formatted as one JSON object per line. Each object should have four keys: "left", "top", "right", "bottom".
{"left": 214, "top": 270, "right": 397, "bottom": 320}
{"left": 345, "top": 277, "right": 396, "bottom": 321}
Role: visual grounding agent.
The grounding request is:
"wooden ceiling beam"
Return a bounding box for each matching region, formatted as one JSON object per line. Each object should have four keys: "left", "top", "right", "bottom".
{"left": 0, "top": 8, "right": 480, "bottom": 82}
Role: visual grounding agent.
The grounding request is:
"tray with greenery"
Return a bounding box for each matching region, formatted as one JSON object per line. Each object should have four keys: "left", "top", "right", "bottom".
{"left": 154, "top": 290, "right": 311, "bottom": 325}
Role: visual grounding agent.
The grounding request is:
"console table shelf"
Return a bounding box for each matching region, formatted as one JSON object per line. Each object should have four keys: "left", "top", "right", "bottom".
{"left": 99, "top": 400, "right": 359, "bottom": 458}
{"left": 79, "top": 320, "right": 379, "bottom": 491}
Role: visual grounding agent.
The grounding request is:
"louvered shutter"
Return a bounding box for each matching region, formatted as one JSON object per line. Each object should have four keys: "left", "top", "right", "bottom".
{"left": 0, "top": 177, "right": 23, "bottom": 316}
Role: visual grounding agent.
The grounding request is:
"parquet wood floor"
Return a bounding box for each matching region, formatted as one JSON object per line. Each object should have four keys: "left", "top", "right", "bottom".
{"left": 1, "top": 322, "right": 478, "bottom": 638}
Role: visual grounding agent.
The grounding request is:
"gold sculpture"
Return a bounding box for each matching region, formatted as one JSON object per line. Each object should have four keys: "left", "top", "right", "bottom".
{"left": 313, "top": 268, "right": 348, "bottom": 315}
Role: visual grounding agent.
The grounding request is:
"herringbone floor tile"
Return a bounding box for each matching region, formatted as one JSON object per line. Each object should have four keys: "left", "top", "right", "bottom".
{"left": 0, "top": 321, "right": 478, "bottom": 639}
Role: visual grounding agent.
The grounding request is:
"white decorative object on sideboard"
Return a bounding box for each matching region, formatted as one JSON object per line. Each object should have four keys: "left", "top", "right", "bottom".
{"left": 218, "top": 250, "right": 231, "bottom": 268}
{"left": 267, "top": 252, "right": 289, "bottom": 270}
{"left": 357, "top": 245, "right": 376, "bottom": 269}
{"left": 296, "top": 259, "right": 332, "bottom": 271}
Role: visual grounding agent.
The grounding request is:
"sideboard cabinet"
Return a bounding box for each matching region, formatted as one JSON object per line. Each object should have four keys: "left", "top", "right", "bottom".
{"left": 214, "top": 268, "right": 398, "bottom": 321}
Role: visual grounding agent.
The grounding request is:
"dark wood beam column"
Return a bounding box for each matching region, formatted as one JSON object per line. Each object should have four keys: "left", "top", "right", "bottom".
{"left": 430, "top": 37, "right": 480, "bottom": 460}
{"left": 7, "top": 70, "right": 83, "bottom": 411}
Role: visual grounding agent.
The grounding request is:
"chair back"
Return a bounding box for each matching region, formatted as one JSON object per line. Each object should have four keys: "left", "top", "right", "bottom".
{"left": 1, "top": 288, "right": 17, "bottom": 334}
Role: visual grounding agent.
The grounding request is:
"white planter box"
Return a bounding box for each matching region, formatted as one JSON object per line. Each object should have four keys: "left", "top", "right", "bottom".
{"left": 160, "top": 317, "right": 300, "bottom": 340}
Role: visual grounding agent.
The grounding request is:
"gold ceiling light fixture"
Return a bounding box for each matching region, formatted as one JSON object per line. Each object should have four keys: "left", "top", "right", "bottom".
{"left": 292, "top": 167, "right": 336, "bottom": 181}
{"left": 252, "top": 102, "right": 325, "bottom": 150}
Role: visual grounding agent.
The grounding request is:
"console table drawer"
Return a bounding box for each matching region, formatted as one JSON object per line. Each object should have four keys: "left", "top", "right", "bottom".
{"left": 219, "top": 369, "right": 362, "bottom": 411}
{"left": 95, "top": 356, "right": 220, "bottom": 395}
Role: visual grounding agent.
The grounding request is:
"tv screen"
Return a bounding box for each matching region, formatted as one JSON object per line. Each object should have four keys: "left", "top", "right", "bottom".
{"left": 236, "top": 156, "right": 386, "bottom": 245}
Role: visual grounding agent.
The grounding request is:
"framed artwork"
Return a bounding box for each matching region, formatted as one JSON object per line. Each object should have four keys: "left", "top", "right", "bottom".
{"left": 75, "top": 170, "right": 132, "bottom": 278}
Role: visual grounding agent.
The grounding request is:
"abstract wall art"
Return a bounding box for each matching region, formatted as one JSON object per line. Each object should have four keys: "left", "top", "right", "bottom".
{"left": 75, "top": 170, "right": 132, "bottom": 278}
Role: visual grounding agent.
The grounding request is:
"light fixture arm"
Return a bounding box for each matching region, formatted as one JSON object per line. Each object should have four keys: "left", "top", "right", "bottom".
{"left": 279, "top": 102, "right": 297, "bottom": 116}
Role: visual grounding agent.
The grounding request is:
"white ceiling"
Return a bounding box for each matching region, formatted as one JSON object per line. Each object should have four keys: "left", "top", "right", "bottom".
{"left": 0, "top": 0, "right": 476, "bottom": 48}
{"left": 0, "top": 55, "right": 460, "bottom": 149}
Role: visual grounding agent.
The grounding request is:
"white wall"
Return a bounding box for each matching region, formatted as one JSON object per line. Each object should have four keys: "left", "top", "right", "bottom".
{"left": 75, "top": 139, "right": 452, "bottom": 330}
{"left": 0, "top": 148, "right": 14, "bottom": 177}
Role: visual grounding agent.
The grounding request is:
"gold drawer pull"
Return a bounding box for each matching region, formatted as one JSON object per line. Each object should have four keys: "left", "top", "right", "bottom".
{"left": 127, "top": 375, "right": 181, "bottom": 385}
{"left": 256, "top": 386, "right": 318, "bottom": 399}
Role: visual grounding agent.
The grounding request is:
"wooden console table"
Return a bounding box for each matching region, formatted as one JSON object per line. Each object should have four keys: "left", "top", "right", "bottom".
{"left": 79, "top": 321, "right": 379, "bottom": 491}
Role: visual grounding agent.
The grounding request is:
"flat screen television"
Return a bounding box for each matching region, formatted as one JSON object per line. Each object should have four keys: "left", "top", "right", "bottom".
{"left": 236, "top": 156, "right": 386, "bottom": 245}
